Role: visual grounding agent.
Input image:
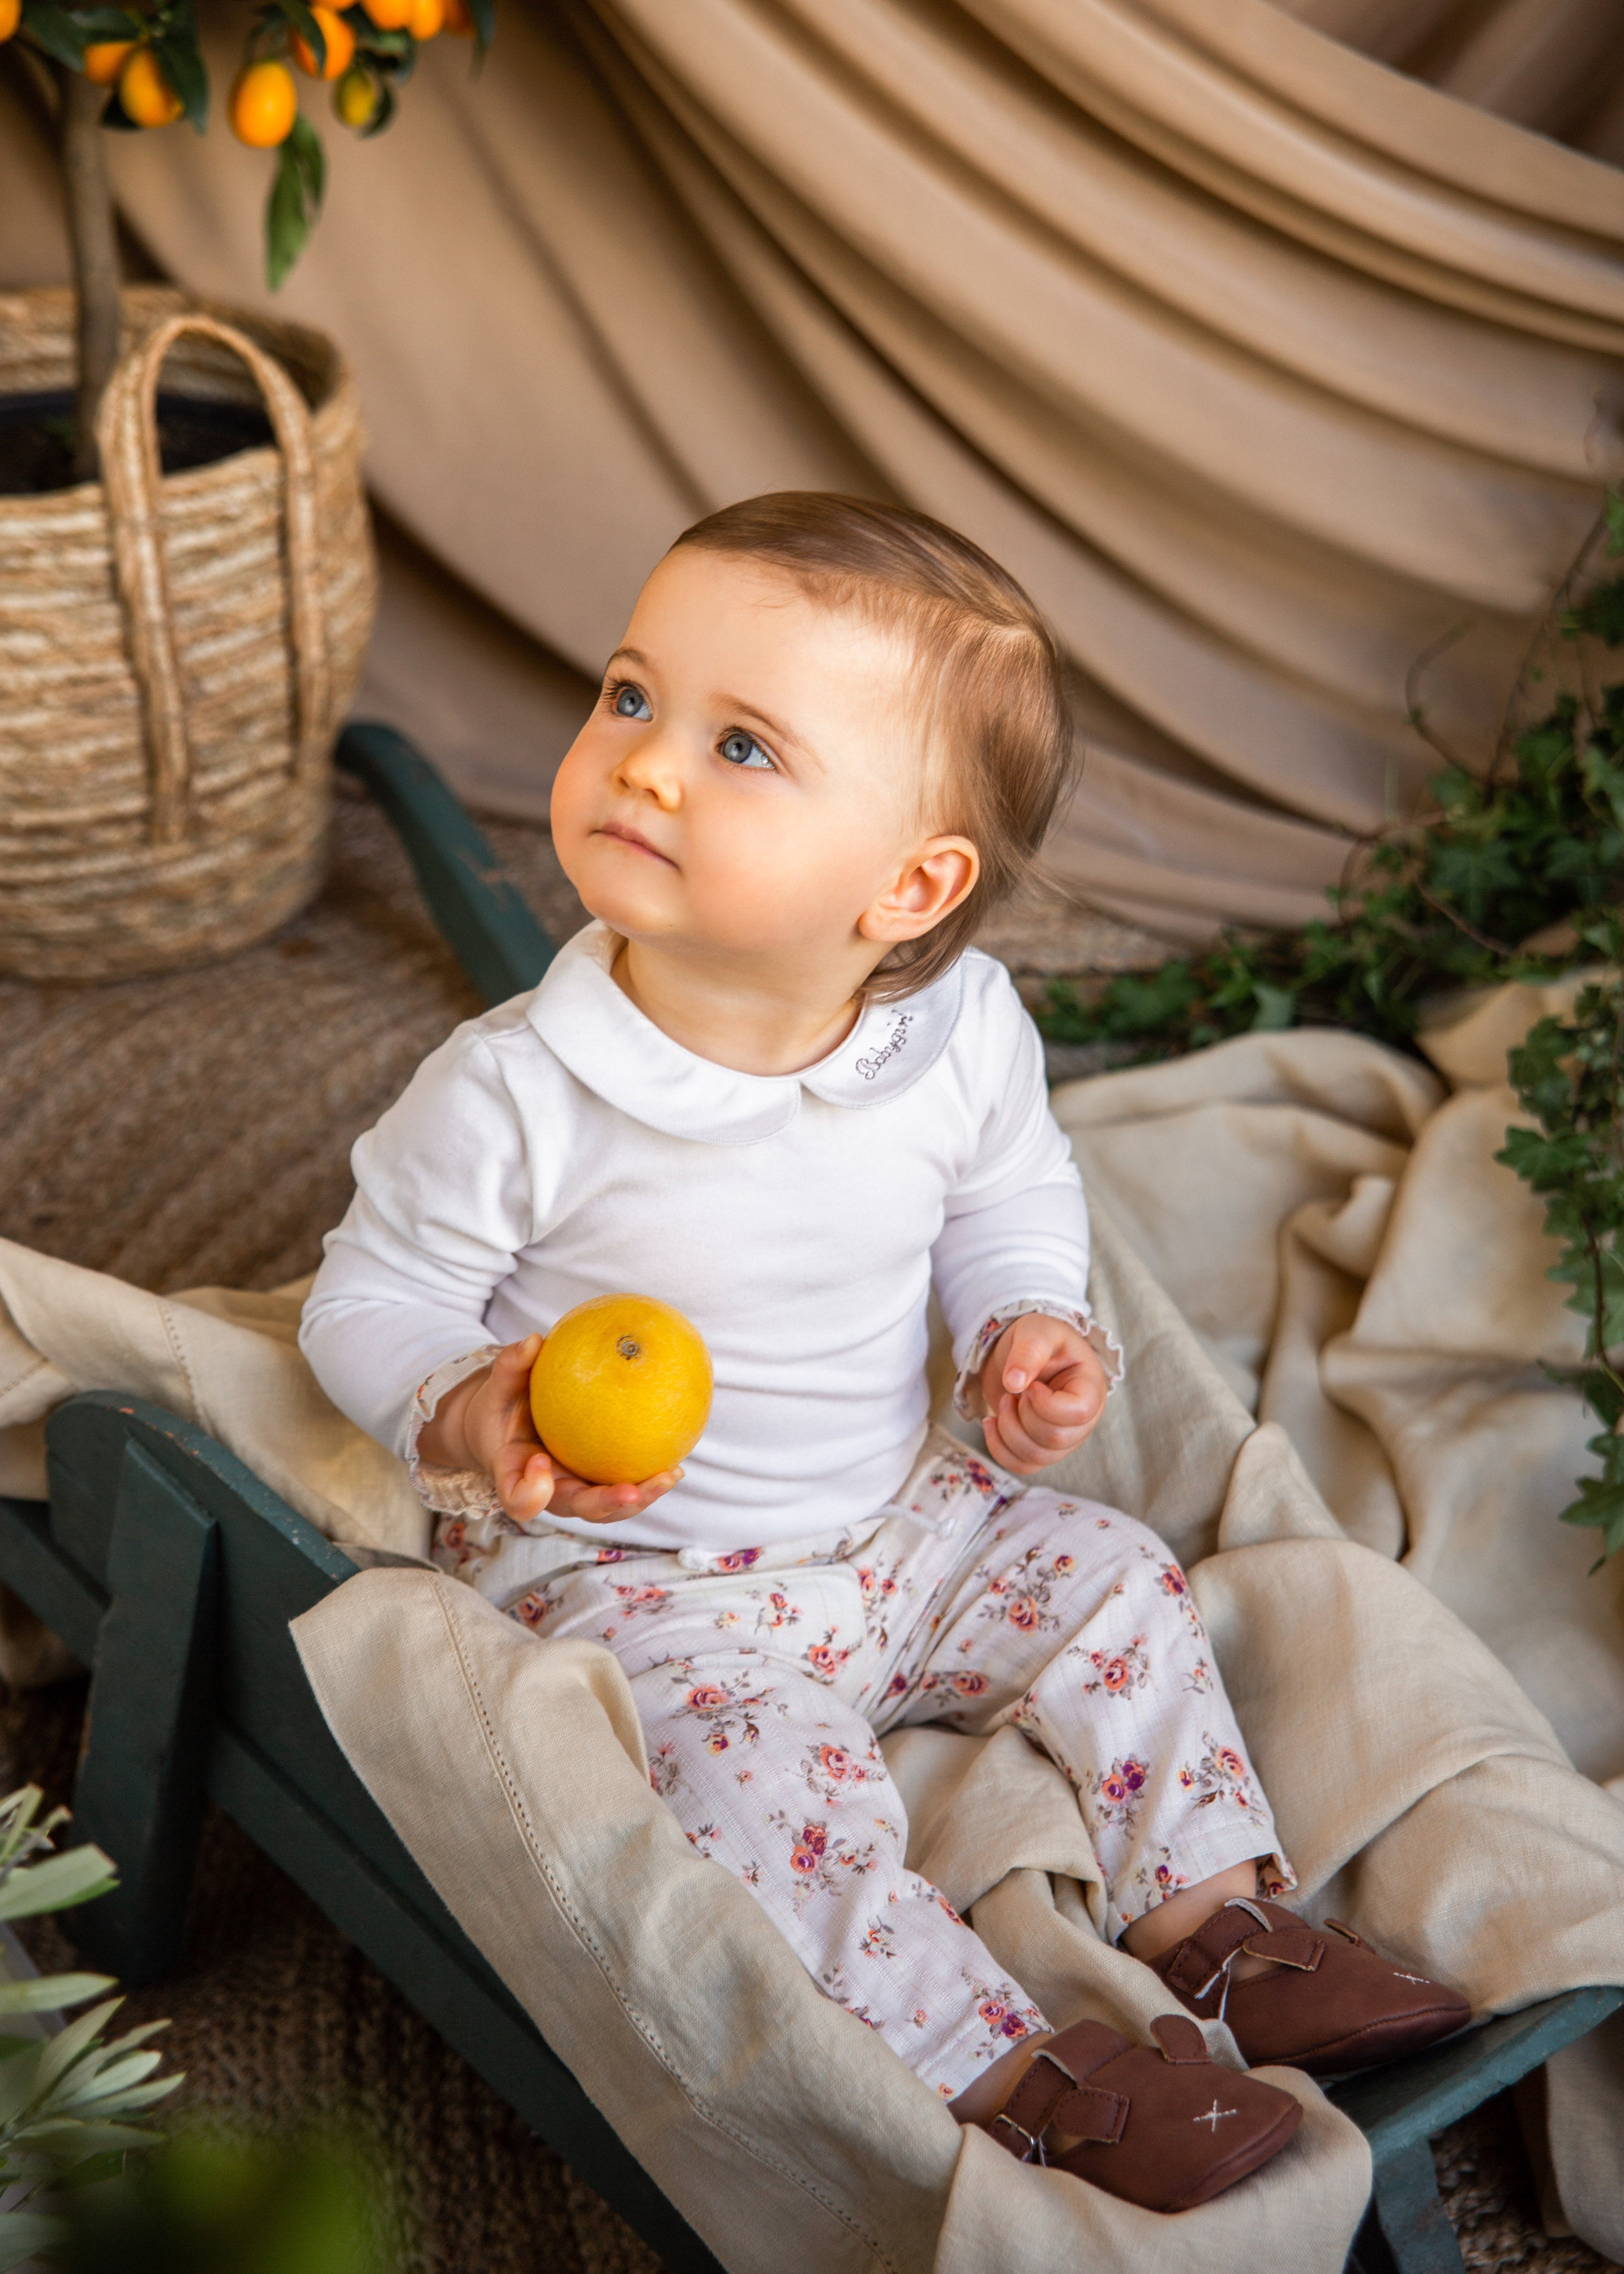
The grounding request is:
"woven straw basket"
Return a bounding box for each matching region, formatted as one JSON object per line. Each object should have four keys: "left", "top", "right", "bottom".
{"left": 0, "top": 286, "right": 377, "bottom": 979}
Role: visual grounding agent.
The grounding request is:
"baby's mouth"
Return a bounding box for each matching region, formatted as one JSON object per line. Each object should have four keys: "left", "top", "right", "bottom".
{"left": 594, "top": 820, "right": 677, "bottom": 868}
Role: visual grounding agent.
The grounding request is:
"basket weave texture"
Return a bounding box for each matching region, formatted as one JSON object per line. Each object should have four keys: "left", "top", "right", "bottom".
{"left": 0, "top": 287, "right": 377, "bottom": 979}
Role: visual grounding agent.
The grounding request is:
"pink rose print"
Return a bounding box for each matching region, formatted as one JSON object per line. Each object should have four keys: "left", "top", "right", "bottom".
{"left": 716, "top": 1548, "right": 762, "bottom": 1571}
{"left": 442, "top": 1520, "right": 466, "bottom": 1552}
{"left": 803, "top": 1630, "right": 851, "bottom": 1683}
{"left": 1089, "top": 1755, "right": 1150, "bottom": 1828}
{"left": 704, "top": 1731, "right": 730, "bottom": 1754}
{"left": 687, "top": 1684, "right": 730, "bottom": 1712}
{"left": 1078, "top": 1634, "right": 1152, "bottom": 1700}
{"left": 754, "top": 1588, "right": 800, "bottom": 1634}
{"left": 594, "top": 1547, "right": 627, "bottom": 1563}
{"left": 613, "top": 1584, "right": 672, "bottom": 1618}
{"left": 790, "top": 1823, "right": 828, "bottom": 1875}
{"left": 513, "top": 1592, "right": 551, "bottom": 1630}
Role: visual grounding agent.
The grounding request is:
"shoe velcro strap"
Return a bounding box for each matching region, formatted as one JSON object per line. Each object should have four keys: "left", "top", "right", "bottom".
{"left": 1162, "top": 1908, "right": 1256, "bottom": 1997}
{"left": 1151, "top": 2013, "right": 1210, "bottom": 2064}
{"left": 987, "top": 2022, "right": 1128, "bottom": 2159}
{"left": 1051, "top": 2083, "right": 1129, "bottom": 2145}
{"left": 1243, "top": 1925, "right": 1322, "bottom": 1972}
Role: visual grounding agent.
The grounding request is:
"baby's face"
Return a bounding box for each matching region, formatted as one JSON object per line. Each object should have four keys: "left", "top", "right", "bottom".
{"left": 552, "top": 549, "right": 935, "bottom": 982}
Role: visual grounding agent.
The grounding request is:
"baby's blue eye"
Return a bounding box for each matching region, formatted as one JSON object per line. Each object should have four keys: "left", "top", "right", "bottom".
{"left": 720, "top": 730, "right": 773, "bottom": 771}
{"left": 612, "top": 683, "right": 652, "bottom": 720}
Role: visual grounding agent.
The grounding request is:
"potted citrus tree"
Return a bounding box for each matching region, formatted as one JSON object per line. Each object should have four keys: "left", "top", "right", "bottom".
{"left": 0, "top": 0, "right": 494, "bottom": 980}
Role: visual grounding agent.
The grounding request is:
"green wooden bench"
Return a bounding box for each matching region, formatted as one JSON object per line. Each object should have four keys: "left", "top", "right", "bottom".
{"left": 0, "top": 719, "right": 1613, "bottom": 2274}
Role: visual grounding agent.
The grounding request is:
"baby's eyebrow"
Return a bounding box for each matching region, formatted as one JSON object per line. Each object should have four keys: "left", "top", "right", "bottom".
{"left": 604, "top": 645, "right": 649, "bottom": 672}
{"left": 718, "top": 696, "right": 821, "bottom": 769}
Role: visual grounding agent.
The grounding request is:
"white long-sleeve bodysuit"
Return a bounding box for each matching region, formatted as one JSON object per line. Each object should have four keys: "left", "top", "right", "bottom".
{"left": 300, "top": 921, "right": 1111, "bottom": 1552}
{"left": 300, "top": 925, "right": 1290, "bottom": 2096}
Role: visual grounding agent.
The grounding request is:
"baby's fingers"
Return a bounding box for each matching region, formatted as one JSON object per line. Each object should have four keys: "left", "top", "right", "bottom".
{"left": 495, "top": 1437, "right": 555, "bottom": 1523}
{"left": 490, "top": 1333, "right": 543, "bottom": 1405}
{"left": 550, "top": 1469, "right": 683, "bottom": 1527}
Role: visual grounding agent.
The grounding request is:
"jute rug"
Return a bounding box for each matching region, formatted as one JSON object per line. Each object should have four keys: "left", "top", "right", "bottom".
{"left": 0, "top": 784, "right": 1607, "bottom": 2271}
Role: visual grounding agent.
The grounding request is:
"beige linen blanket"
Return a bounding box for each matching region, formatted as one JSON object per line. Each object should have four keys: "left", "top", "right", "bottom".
{"left": 2, "top": 981, "right": 1622, "bottom": 2268}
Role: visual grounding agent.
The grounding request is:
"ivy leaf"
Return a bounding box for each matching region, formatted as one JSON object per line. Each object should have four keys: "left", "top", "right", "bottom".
{"left": 1249, "top": 982, "right": 1297, "bottom": 1032}
{"left": 1566, "top": 577, "right": 1624, "bottom": 647}
{"left": 1605, "top": 487, "right": 1624, "bottom": 559}
{"left": 1559, "top": 1472, "right": 1624, "bottom": 1569}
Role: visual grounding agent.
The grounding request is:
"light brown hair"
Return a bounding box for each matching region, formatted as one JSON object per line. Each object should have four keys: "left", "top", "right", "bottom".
{"left": 671, "top": 492, "right": 1075, "bottom": 1001}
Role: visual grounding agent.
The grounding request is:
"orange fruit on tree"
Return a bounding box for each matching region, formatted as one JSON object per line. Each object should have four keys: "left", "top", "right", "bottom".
{"left": 290, "top": 7, "right": 355, "bottom": 79}
{"left": 229, "top": 59, "right": 298, "bottom": 147}
{"left": 529, "top": 1295, "right": 712, "bottom": 1487}
{"left": 333, "top": 64, "right": 378, "bottom": 128}
{"left": 407, "top": 0, "right": 444, "bottom": 37}
{"left": 360, "top": 0, "right": 412, "bottom": 26}
{"left": 118, "top": 48, "right": 184, "bottom": 127}
{"left": 0, "top": 0, "right": 19, "bottom": 44}
{"left": 84, "top": 39, "right": 136, "bottom": 82}
{"left": 443, "top": 0, "right": 475, "bottom": 33}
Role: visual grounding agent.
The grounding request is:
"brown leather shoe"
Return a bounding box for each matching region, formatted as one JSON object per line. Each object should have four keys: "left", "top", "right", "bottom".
{"left": 973, "top": 2012, "right": 1301, "bottom": 2212}
{"left": 1151, "top": 1898, "right": 1471, "bottom": 2077}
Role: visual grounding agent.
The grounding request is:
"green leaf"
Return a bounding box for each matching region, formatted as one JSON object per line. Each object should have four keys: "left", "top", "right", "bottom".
{"left": 0, "top": 1973, "right": 112, "bottom": 2017}
{"left": 0, "top": 1846, "right": 117, "bottom": 1922}
{"left": 32, "top": 1999, "right": 123, "bottom": 2101}
{"left": 152, "top": 27, "right": 209, "bottom": 129}
{"left": 0, "top": 2210, "right": 66, "bottom": 2274}
{"left": 467, "top": 0, "right": 494, "bottom": 51}
{"left": 19, "top": 0, "right": 87, "bottom": 66}
{"left": 1605, "top": 487, "right": 1624, "bottom": 559}
{"left": 1249, "top": 981, "right": 1297, "bottom": 1032}
{"left": 358, "top": 73, "right": 395, "bottom": 134}
{"left": 266, "top": 138, "right": 313, "bottom": 290}
{"left": 288, "top": 110, "right": 326, "bottom": 208}
{"left": 70, "top": 5, "right": 145, "bottom": 31}
{"left": 1567, "top": 577, "right": 1624, "bottom": 647}
{"left": 279, "top": 0, "right": 328, "bottom": 70}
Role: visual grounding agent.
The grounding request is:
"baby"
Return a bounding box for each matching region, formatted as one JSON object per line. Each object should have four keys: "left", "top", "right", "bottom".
{"left": 302, "top": 494, "right": 1467, "bottom": 2211}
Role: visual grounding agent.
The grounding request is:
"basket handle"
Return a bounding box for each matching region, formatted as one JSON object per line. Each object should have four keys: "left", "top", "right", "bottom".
{"left": 96, "top": 311, "right": 333, "bottom": 847}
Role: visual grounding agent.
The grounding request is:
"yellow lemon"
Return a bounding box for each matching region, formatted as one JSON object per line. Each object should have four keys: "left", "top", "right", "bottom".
{"left": 530, "top": 1295, "right": 711, "bottom": 1487}
{"left": 119, "top": 47, "right": 184, "bottom": 127}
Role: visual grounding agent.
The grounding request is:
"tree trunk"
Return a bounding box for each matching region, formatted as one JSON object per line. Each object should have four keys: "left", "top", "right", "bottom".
{"left": 57, "top": 64, "right": 122, "bottom": 483}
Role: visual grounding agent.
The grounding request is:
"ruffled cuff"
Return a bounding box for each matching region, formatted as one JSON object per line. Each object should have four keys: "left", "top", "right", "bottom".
{"left": 406, "top": 1345, "right": 505, "bottom": 1518}
{"left": 952, "top": 1300, "right": 1125, "bottom": 1423}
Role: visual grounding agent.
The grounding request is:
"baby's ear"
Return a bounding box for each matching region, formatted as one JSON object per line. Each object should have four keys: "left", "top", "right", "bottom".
{"left": 859, "top": 836, "right": 979, "bottom": 943}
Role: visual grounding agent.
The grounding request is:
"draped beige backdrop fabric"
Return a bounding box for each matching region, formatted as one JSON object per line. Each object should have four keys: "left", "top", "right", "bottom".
{"left": 5, "top": 0, "right": 1624, "bottom": 935}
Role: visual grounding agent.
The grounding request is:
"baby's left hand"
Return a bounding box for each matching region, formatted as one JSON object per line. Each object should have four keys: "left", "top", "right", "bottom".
{"left": 978, "top": 1315, "right": 1109, "bottom": 1476}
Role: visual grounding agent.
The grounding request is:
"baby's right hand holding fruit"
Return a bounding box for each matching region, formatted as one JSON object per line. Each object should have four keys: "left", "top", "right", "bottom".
{"left": 417, "top": 1334, "right": 682, "bottom": 1527}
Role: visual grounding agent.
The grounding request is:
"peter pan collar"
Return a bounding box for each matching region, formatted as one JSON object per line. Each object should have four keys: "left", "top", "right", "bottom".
{"left": 526, "top": 922, "right": 964, "bottom": 1145}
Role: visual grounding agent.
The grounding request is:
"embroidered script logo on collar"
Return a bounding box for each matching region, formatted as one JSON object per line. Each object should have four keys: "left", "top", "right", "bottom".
{"left": 855, "top": 1012, "right": 914, "bottom": 1081}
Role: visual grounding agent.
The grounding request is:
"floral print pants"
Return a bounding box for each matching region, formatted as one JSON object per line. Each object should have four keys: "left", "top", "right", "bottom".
{"left": 433, "top": 1434, "right": 1293, "bottom": 2099}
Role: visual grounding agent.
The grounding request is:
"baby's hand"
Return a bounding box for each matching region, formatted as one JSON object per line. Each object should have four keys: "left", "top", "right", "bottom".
{"left": 418, "top": 1335, "right": 682, "bottom": 1527}
{"left": 978, "top": 1315, "right": 1109, "bottom": 1476}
